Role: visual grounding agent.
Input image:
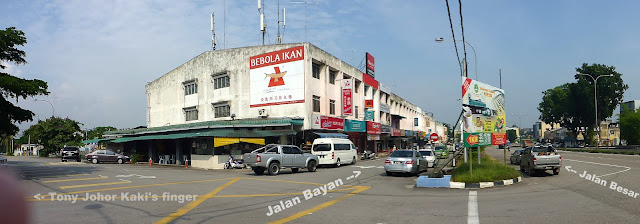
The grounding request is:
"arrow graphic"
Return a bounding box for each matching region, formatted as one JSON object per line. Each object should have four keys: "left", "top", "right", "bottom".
{"left": 353, "top": 170, "right": 361, "bottom": 178}
{"left": 34, "top": 193, "right": 42, "bottom": 200}
{"left": 565, "top": 166, "right": 572, "bottom": 172}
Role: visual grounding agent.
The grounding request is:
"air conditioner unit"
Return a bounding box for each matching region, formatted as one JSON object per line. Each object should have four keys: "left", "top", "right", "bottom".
{"left": 258, "top": 109, "right": 268, "bottom": 117}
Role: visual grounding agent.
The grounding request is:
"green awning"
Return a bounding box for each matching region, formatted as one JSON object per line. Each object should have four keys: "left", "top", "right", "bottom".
{"left": 105, "top": 118, "right": 304, "bottom": 135}
{"left": 82, "top": 138, "right": 115, "bottom": 144}
{"left": 111, "top": 129, "right": 297, "bottom": 143}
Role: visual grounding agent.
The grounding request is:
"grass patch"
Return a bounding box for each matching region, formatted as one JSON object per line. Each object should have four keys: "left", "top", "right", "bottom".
{"left": 559, "top": 148, "right": 640, "bottom": 155}
{"left": 452, "top": 154, "right": 520, "bottom": 183}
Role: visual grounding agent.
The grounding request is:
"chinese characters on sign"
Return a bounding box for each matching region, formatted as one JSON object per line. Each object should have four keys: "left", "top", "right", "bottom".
{"left": 249, "top": 46, "right": 305, "bottom": 108}
{"left": 342, "top": 79, "right": 353, "bottom": 116}
{"left": 312, "top": 115, "right": 344, "bottom": 130}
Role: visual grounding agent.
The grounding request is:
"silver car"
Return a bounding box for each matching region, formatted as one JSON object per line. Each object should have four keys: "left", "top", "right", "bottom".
{"left": 0, "top": 155, "right": 7, "bottom": 168}
{"left": 509, "top": 149, "right": 525, "bottom": 164}
{"left": 418, "top": 149, "right": 436, "bottom": 168}
{"left": 384, "top": 150, "right": 427, "bottom": 176}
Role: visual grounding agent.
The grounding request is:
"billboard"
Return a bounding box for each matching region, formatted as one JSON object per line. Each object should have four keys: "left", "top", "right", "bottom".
{"left": 249, "top": 46, "right": 305, "bottom": 107}
{"left": 342, "top": 79, "right": 353, "bottom": 116}
{"left": 461, "top": 77, "right": 506, "bottom": 147}
{"left": 312, "top": 115, "right": 344, "bottom": 130}
{"left": 366, "top": 52, "right": 375, "bottom": 78}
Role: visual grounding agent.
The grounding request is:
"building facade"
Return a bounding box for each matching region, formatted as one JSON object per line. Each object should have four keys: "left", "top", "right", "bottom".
{"left": 106, "top": 43, "right": 443, "bottom": 169}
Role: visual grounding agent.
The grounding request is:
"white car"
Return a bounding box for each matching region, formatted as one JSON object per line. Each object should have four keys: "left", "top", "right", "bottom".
{"left": 0, "top": 155, "right": 7, "bottom": 168}
{"left": 311, "top": 138, "right": 358, "bottom": 167}
{"left": 418, "top": 149, "right": 436, "bottom": 168}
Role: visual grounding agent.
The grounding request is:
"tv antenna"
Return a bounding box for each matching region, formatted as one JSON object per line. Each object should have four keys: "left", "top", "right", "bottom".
{"left": 290, "top": 1, "right": 318, "bottom": 42}
{"left": 258, "top": 0, "right": 267, "bottom": 45}
{"left": 211, "top": 13, "right": 217, "bottom": 50}
{"left": 277, "top": 1, "right": 286, "bottom": 44}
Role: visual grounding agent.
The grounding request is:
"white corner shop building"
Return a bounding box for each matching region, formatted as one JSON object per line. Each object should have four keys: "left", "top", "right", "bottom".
{"left": 106, "top": 42, "right": 447, "bottom": 169}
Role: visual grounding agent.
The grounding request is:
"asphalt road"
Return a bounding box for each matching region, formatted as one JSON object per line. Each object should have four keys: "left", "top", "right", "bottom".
{"left": 3, "top": 149, "right": 640, "bottom": 224}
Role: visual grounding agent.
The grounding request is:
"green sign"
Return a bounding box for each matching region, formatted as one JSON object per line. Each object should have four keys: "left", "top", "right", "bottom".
{"left": 344, "top": 119, "right": 366, "bottom": 132}
{"left": 365, "top": 110, "right": 374, "bottom": 121}
{"left": 463, "top": 132, "right": 492, "bottom": 147}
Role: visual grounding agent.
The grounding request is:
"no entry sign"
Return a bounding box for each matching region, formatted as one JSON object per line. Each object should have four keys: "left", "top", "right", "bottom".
{"left": 430, "top": 133, "right": 439, "bottom": 141}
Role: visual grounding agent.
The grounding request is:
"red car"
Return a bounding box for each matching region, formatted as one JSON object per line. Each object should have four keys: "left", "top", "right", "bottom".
{"left": 85, "top": 149, "right": 130, "bottom": 164}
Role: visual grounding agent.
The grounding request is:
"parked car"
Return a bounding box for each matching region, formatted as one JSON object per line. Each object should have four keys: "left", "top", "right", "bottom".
{"left": 418, "top": 149, "right": 436, "bottom": 168}
{"left": 60, "top": 146, "right": 81, "bottom": 162}
{"left": 85, "top": 149, "right": 130, "bottom": 164}
{"left": 509, "top": 149, "right": 525, "bottom": 164}
{"left": 311, "top": 138, "right": 357, "bottom": 167}
{"left": 0, "top": 155, "right": 7, "bottom": 168}
{"left": 244, "top": 144, "right": 319, "bottom": 175}
{"left": 384, "top": 150, "right": 427, "bottom": 176}
{"left": 434, "top": 145, "right": 449, "bottom": 159}
{"left": 520, "top": 146, "right": 562, "bottom": 176}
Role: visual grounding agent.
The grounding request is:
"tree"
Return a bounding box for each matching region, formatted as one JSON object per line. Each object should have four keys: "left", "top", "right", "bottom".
{"left": 538, "top": 63, "right": 628, "bottom": 141}
{"left": 20, "top": 117, "right": 83, "bottom": 156}
{"left": 0, "top": 27, "right": 49, "bottom": 137}
{"left": 87, "top": 126, "right": 117, "bottom": 140}
{"left": 506, "top": 129, "right": 517, "bottom": 143}
{"left": 619, "top": 106, "right": 640, "bottom": 145}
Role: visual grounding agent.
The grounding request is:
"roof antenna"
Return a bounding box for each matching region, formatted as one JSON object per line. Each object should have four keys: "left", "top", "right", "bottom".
{"left": 258, "top": 0, "right": 266, "bottom": 45}
{"left": 211, "top": 13, "right": 217, "bottom": 51}
{"left": 277, "top": 1, "right": 286, "bottom": 44}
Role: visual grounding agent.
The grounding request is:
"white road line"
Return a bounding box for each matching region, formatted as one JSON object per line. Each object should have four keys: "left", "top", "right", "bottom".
{"left": 564, "top": 159, "right": 631, "bottom": 177}
{"left": 468, "top": 191, "right": 479, "bottom": 224}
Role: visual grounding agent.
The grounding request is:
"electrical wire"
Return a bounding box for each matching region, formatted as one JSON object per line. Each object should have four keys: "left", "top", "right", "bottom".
{"left": 458, "top": 0, "right": 468, "bottom": 77}
{"left": 445, "top": 0, "right": 463, "bottom": 76}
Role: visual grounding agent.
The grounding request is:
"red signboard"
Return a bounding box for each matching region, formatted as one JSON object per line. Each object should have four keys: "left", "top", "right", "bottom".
{"left": 312, "top": 115, "right": 344, "bottom": 130}
{"left": 342, "top": 79, "right": 353, "bottom": 116}
{"left": 362, "top": 73, "right": 379, "bottom": 89}
{"left": 462, "top": 77, "right": 472, "bottom": 97}
{"left": 366, "top": 52, "right": 375, "bottom": 78}
{"left": 367, "top": 121, "right": 381, "bottom": 135}
{"left": 492, "top": 133, "right": 507, "bottom": 145}
{"left": 250, "top": 46, "right": 305, "bottom": 69}
{"left": 430, "top": 133, "right": 439, "bottom": 141}
{"left": 365, "top": 99, "right": 373, "bottom": 108}
{"left": 392, "top": 128, "right": 402, "bottom": 136}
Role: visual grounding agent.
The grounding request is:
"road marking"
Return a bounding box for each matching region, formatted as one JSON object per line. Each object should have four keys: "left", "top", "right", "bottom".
{"left": 351, "top": 165, "right": 383, "bottom": 169}
{"left": 25, "top": 177, "right": 236, "bottom": 199}
{"left": 27, "top": 173, "right": 88, "bottom": 179}
{"left": 59, "top": 180, "right": 131, "bottom": 189}
{"left": 268, "top": 186, "right": 371, "bottom": 224}
{"left": 21, "top": 169, "right": 69, "bottom": 173}
{"left": 468, "top": 191, "right": 479, "bottom": 224}
{"left": 154, "top": 177, "right": 242, "bottom": 224}
{"left": 213, "top": 187, "right": 358, "bottom": 198}
{"left": 42, "top": 176, "right": 108, "bottom": 183}
{"left": 242, "top": 177, "right": 330, "bottom": 186}
{"left": 564, "top": 159, "right": 631, "bottom": 177}
{"left": 115, "top": 174, "right": 156, "bottom": 179}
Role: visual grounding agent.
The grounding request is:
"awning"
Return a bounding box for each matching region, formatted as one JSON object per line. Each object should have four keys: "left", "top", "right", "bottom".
{"left": 111, "top": 129, "right": 297, "bottom": 143}
{"left": 82, "top": 138, "right": 114, "bottom": 144}
{"left": 391, "top": 114, "right": 406, "bottom": 119}
{"left": 214, "top": 138, "right": 266, "bottom": 147}
{"left": 314, "top": 132, "right": 348, "bottom": 139}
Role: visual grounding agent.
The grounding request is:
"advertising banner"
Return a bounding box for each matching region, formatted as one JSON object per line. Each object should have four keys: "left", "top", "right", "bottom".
{"left": 366, "top": 52, "right": 375, "bottom": 78}
{"left": 364, "top": 110, "right": 374, "bottom": 121}
{"left": 461, "top": 77, "right": 506, "bottom": 146}
{"left": 367, "top": 134, "right": 380, "bottom": 141}
{"left": 463, "top": 132, "right": 493, "bottom": 147}
{"left": 365, "top": 100, "right": 373, "bottom": 108}
{"left": 392, "top": 128, "right": 402, "bottom": 136}
{"left": 381, "top": 124, "right": 392, "bottom": 134}
{"left": 380, "top": 103, "right": 390, "bottom": 113}
{"left": 250, "top": 46, "right": 305, "bottom": 107}
{"left": 312, "top": 114, "right": 344, "bottom": 130}
{"left": 342, "top": 79, "right": 353, "bottom": 116}
{"left": 344, "top": 119, "right": 366, "bottom": 132}
{"left": 366, "top": 121, "right": 381, "bottom": 135}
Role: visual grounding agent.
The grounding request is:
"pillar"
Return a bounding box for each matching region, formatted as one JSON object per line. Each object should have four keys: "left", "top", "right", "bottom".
{"left": 176, "top": 139, "right": 182, "bottom": 165}
{"left": 280, "top": 135, "right": 289, "bottom": 145}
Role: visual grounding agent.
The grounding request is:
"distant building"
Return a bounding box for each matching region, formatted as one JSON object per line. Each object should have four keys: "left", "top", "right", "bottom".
{"left": 14, "top": 144, "right": 43, "bottom": 156}
{"left": 533, "top": 121, "right": 557, "bottom": 142}
{"left": 620, "top": 100, "right": 640, "bottom": 114}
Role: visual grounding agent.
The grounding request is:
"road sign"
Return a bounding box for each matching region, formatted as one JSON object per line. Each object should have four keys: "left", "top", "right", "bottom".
{"left": 430, "top": 133, "right": 439, "bottom": 141}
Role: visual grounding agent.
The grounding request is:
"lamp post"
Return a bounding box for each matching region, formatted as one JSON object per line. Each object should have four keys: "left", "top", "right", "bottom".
{"left": 576, "top": 73, "right": 614, "bottom": 150}
{"left": 34, "top": 99, "right": 54, "bottom": 118}
{"left": 512, "top": 114, "right": 527, "bottom": 144}
{"left": 435, "top": 37, "right": 478, "bottom": 80}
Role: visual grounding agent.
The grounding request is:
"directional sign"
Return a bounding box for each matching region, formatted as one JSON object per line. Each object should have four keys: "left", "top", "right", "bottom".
{"left": 464, "top": 132, "right": 492, "bottom": 147}
{"left": 430, "top": 133, "right": 439, "bottom": 141}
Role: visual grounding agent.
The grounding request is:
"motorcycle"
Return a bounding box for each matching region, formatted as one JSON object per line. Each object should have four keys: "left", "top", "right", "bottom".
{"left": 360, "top": 150, "right": 376, "bottom": 160}
{"left": 224, "top": 155, "right": 246, "bottom": 169}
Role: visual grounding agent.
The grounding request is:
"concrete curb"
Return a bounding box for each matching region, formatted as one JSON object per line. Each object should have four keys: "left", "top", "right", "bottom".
{"left": 449, "top": 176, "right": 522, "bottom": 189}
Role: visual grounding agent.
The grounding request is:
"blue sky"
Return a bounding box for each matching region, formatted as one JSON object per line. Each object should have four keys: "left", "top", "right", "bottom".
{"left": 1, "top": 0, "right": 638, "bottom": 135}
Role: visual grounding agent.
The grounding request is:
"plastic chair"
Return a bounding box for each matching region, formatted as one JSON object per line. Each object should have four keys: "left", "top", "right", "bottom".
{"left": 158, "top": 155, "right": 166, "bottom": 164}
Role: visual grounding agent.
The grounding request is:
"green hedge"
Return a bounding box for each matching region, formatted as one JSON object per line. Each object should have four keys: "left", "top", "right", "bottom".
{"left": 452, "top": 154, "right": 520, "bottom": 183}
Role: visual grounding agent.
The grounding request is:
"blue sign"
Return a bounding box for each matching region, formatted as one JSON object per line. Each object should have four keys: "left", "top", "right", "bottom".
{"left": 344, "top": 119, "right": 366, "bottom": 132}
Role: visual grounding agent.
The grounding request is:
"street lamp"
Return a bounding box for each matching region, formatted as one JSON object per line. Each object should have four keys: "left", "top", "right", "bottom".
{"left": 34, "top": 99, "right": 54, "bottom": 118}
{"left": 576, "top": 73, "right": 614, "bottom": 149}
{"left": 435, "top": 37, "right": 478, "bottom": 80}
{"left": 512, "top": 114, "right": 528, "bottom": 144}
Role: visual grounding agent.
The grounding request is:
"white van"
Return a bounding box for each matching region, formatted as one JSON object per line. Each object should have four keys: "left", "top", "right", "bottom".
{"left": 311, "top": 138, "right": 357, "bottom": 167}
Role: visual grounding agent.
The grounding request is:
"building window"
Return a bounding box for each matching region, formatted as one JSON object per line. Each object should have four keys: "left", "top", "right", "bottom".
{"left": 329, "top": 70, "right": 336, "bottom": 84}
{"left": 313, "top": 95, "right": 321, "bottom": 112}
{"left": 184, "top": 107, "right": 198, "bottom": 121}
{"left": 184, "top": 82, "right": 197, "bottom": 95}
{"left": 213, "top": 74, "right": 230, "bottom": 89}
{"left": 355, "top": 106, "right": 359, "bottom": 119}
{"left": 329, "top": 99, "right": 335, "bottom": 115}
{"left": 354, "top": 80, "right": 360, "bottom": 93}
{"left": 312, "top": 63, "right": 320, "bottom": 79}
{"left": 213, "top": 103, "right": 230, "bottom": 118}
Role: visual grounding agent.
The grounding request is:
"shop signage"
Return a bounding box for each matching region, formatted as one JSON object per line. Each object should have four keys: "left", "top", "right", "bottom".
{"left": 463, "top": 132, "right": 492, "bottom": 147}
{"left": 380, "top": 103, "right": 390, "bottom": 113}
{"left": 461, "top": 77, "right": 507, "bottom": 145}
{"left": 414, "top": 118, "right": 419, "bottom": 126}
{"left": 492, "top": 132, "right": 507, "bottom": 145}
{"left": 365, "top": 110, "right": 374, "bottom": 121}
{"left": 381, "top": 124, "right": 392, "bottom": 134}
{"left": 342, "top": 79, "right": 353, "bottom": 116}
{"left": 392, "top": 128, "right": 402, "bottom": 136}
{"left": 405, "top": 130, "right": 415, "bottom": 137}
{"left": 367, "top": 134, "right": 380, "bottom": 141}
{"left": 366, "top": 52, "right": 375, "bottom": 78}
{"left": 367, "top": 121, "right": 381, "bottom": 135}
{"left": 312, "top": 114, "right": 344, "bottom": 130}
{"left": 344, "top": 119, "right": 366, "bottom": 132}
{"left": 365, "top": 100, "right": 374, "bottom": 108}
{"left": 249, "top": 46, "right": 305, "bottom": 107}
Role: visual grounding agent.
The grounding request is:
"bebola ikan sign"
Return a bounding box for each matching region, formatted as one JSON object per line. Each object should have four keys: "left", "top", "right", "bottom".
{"left": 461, "top": 77, "right": 506, "bottom": 147}
{"left": 249, "top": 46, "right": 305, "bottom": 107}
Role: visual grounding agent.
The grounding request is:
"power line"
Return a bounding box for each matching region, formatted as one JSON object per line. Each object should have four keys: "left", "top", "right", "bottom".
{"left": 458, "top": 0, "right": 468, "bottom": 77}
{"left": 445, "top": 0, "right": 462, "bottom": 76}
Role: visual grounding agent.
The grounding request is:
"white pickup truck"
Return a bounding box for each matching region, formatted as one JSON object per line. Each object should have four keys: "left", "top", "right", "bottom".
{"left": 244, "top": 144, "right": 319, "bottom": 175}
{"left": 520, "top": 145, "right": 562, "bottom": 176}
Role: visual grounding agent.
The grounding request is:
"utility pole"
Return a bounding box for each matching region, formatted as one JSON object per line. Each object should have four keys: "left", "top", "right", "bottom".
{"left": 501, "top": 69, "right": 507, "bottom": 165}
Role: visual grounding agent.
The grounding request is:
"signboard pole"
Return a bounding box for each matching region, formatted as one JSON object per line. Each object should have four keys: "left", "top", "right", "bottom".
{"left": 469, "top": 147, "right": 473, "bottom": 177}
{"left": 477, "top": 146, "right": 481, "bottom": 165}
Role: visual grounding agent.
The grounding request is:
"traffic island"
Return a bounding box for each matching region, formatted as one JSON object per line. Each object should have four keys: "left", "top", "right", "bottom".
{"left": 449, "top": 176, "right": 522, "bottom": 189}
